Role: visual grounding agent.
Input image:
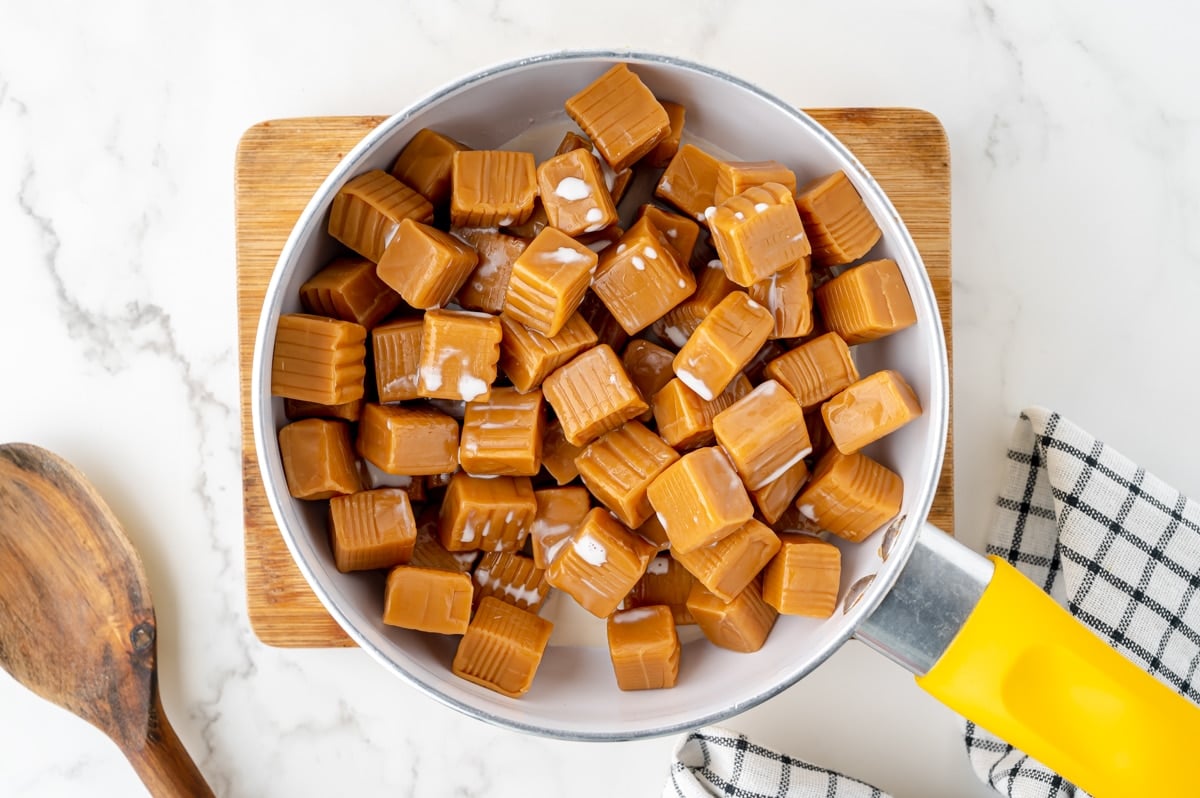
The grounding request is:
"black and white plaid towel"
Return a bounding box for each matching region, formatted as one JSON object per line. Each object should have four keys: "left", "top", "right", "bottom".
{"left": 666, "top": 408, "right": 1200, "bottom": 797}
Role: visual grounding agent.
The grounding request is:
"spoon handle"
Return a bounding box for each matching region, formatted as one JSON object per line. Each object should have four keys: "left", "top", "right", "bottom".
{"left": 124, "top": 688, "right": 215, "bottom": 798}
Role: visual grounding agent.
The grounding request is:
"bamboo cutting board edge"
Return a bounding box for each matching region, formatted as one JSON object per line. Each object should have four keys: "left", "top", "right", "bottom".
{"left": 235, "top": 109, "right": 952, "bottom": 648}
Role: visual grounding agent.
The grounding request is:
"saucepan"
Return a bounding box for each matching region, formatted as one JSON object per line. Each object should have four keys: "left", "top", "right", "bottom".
{"left": 250, "top": 51, "right": 1198, "bottom": 796}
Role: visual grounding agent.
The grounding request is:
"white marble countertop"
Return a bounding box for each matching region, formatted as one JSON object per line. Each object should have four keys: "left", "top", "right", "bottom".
{"left": 2, "top": 2, "right": 1198, "bottom": 796}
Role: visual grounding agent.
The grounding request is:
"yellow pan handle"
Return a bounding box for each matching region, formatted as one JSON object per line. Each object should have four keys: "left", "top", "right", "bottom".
{"left": 917, "top": 556, "right": 1200, "bottom": 796}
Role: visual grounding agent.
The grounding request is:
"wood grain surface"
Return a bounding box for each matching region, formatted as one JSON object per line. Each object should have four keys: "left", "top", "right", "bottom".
{"left": 235, "top": 110, "right": 952, "bottom": 647}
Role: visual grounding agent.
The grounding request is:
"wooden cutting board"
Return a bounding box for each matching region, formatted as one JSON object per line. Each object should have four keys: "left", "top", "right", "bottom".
{"left": 235, "top": 110, "right": 953, "bottom": 647}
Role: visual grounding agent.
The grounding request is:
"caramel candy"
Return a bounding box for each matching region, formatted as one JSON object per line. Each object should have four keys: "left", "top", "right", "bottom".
{"left": 546, "top": 508, "right": 657, "bottom": 618}
{"left": 712, "top": 380, "right": 812, "bottom": 491}
{"left": 751, "top": 459, "right": 810, "bottom": 525}
{"left": 328, "top": 170, "right": 434, "bottom": 263}
{"left": 796, "top": 448, "right": 902, "bottom": 542}
{"left": 749, "top": 257, "right": 813, "bottom": 339}
{"left": 741, "top": 339, "right": 788, "bottom": 386}
{"left": 278, "top": 419, "right": 362, "bottom": 500}
{"left": 411, "top": 513, "right": 478, "bottom": 573}
{"left": 502, "top": 199, "right": 548, "bottom": 239}
{"left": 815, "top": 259, "right": 917, "bottom": 345}
{"left": 806, "top": 409, "right": 835, "bottom": 461}
{"left": 329, "top": 488, "right": 416, "bottom": 572}
{"left": 646, "top": 446, "right": 754, "bottom": 554}
{"left": 283, "top": 397, "right": 363, "bottom": 423}
{"left": 356, "top": 403, "right": 459, "bottom": 475}
{"left": 762, "top": 534, "right": 841, "bottom": 618}
{"left": 300, "top": 255, "right": 401, "bottom": 329}
{"left": 672, "top": 518, "right": 780, "bottom": 602}
{"left": 795, "top": 170, "right": 882, "bottom": 268}
{"left": 575, "top": 421, "right": 679, "bottom": 528}
{"left": 536, "top": 148, "right": 619, "bottom": 237}
{"left": 553, "top": 135, "right": 634, "bottom": 208}
{"left": 578, "top": 291, "right": 630, "bottom": 353}
{"left": 592, "top": 217, "right": 696, "bottom": 335}
{"left": 636, "top": 204, "right": 700, "bottom": 263}
{"left": 687, "top": 579, "right": 778, "bottom": 653}
{"left": 390, "top": 128, "right": 468, "bottom": 206}
{"left": 540, "top": 419, "right": 587, "bottom": 486}
{"left": 503, "top": 227, "right": 597, "bottom": 337}
{"left": 376, "top": 218, "right": 479, "bottom": 310}
{"left": 499, "top": 312, "right": 597, "bottom": 395}
{"left": 417, "top": 309, "right": 502, "bottom": 402}
{"left": 652, "top": 261, "right": 738, "bottom": 349}
{"left": 608, "top": 167, "right": 635, "bottom": 206}
{"left": 646, "top": 101, "right": 686, "bottom": 168}
{"left": 472, "top": 551, "right": 549, "bottom": 612}
{"left": 822, "top": 370, "right": 922, "bottom": 454}
{"left": 714, "top": 160, "right": 798, "bottom": 205}
{"left": 565, "top": 64, "right": 670, "bottom": 172}
{"left": 438, "top": 473, "right": 536, "bottom": 552}
{"left": 372, "top": 318, "right": 423, "bottom": 403}
{"left": 622, "top": 339, "right": 675, "bottom": 421}
{"left": 555, "top": 131, "right": 593, "bottom": 156}
{"left": 450, "top": 149, "right": 538, "bottom": 228}
{"left": 542, "top": 344, "right": 649, "bottom": 447}
{"left": 607, "top": 606, "right": 680, "bottom": 691}
{"left": 672, "top": 291, "right": 773, "bottom": 401}
{"left": 708, "top": 183, "right": 811, "bottom": 287}
{"left": 651, "top": 374, "right": 751, "bottom": 450}
{"left": 383, "top": 565, "right": 473, "bottom": 634}
{"left": 530, "top": 486, "right": 591, "bottom": 569}
{"left": 271, "top": 313, "right": 367, "bottom": 405}
{"left": 635, "top": 513, "right": 671, "bottom": 551}
{"left": 623, "top": 555, "right": 695, "bottom": 625}
{"left": 459, "top": 387, "right": 544, "bottom": 477}
{"left": 452, "top": 596, "right": 553, "bottom": 698}
{"left": 452, "top": 229, "right": 528, "bottom": 314}
{"left": 764, "top": 332, "right": 859, "bottom": 409}
{"left": 656, "top": 144, "right": 722, "bottom": 221}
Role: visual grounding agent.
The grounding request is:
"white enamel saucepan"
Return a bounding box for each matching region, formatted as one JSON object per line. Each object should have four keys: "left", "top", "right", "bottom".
{"left": 251, "top": 51, "right": 1199, "bottom": 796}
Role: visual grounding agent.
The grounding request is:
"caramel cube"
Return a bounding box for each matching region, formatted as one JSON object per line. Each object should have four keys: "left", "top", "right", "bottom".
{"left": 656, "top": 144, "right": 721, "bottom": 221}
{"left": 438, "top": 473, "right": 536, "bottom": 552}
{"left": 815, "top": 259, "right": 917, "bottom": 345}
{"left": 376, "top": 219, "right": 479, "bottom": 310}
{"left": 749, "top": 257, "right": 813, "bottom": 339}
{"left": 452, "top": 597, "right": 553, "bottom": 698}
{"left": 473, "top": 551, "right": 549, "bottom": 612}
{"left": 578, "top": 291, "right": 630, "bottom": 354}
{"left": 271, "top": 313, "right": 367, "bottom": 405}
{"left": 503, "top": 228, "right": 597, "bottom": 337}
{"left": 672, "top": 291, "right": 773, "bottom": 401}
{"left": 450, "top": 150, "right": 537, "bottom": 228}
{"left": 796, "top": 448, "right": 902, "bottom": 542}
{"left": 574, "top": 421, "right": 679, "bottom": 528}
{"left": 452, "top": 229, "right": 528, "bottom": 314}
{"left": 411, "top": 514, "right": 478, "bottom": 573}
{"left": 537, "top": 148, "right": 619, "bottom": 237}
{"left": 565, "top": 64, "right": 669, "bottom": 172}
{"left": 651, "top": 374, "right": 751, "bottom": 450}
{"left": 546, "top": 508, "right": 657, "bottom": 617}
{"left": 751, "top": 459, "right": 810, "bottom": 525}
{"left": 329, "top": 488, "right": 416, "bottom": 572}
{"left": 636, "top": 204, "right": 700, "bottom": 263}
{"left": 712, "top": 380, "right": 812, "bottom": 491}
{"left": 622, "top": 339, "right": 676, "bottom": 421}
{"left": 606, "top": 606, "right": 680, "bottom": 691}
{"left": 390, "top": 128, "right": 468, "bottom": 205}
{"left": 278, "top": 419, "right": 361, "bottom": 500}
{"left": 672, "top": 518, "right": 780, "bottom": 602}
{"left": 328, "top": 169, "right": 434, "bottom": 263}
{"left": 356, "top": 403, "right": 458, "bottom": 475}
{"left": 822, "top": 370, "right": 922, "bottom": 454}
{"left": 542, "top": 344, "right": 649, "bottom": 447}
{"left": 530, "top": 486, "right": 591, "bottom": 569}
{"left": 383, "top": 565, "right": 473, "bottom": 634}
{"left": 540, "top": 419, "right": 587, "bottom": 486}
{"left": 284, "top": 397, "right": 364, "bottom": 423}
{"left": 762, "top": 534, "right": 841, "bottom": 617}
{"left": 624, "top": 555, "right": 695, "bottom": 625}
{"left": 459, "top": 387, "right": 544, "bottom": 477}
{"left": 592, "top": 217, "right": 696, "bottom": 335}
{"left": 646, "top": 447, "right": 754, "bottom": 554}
{"left": 652, "top": 261, "right": 737, "bottom": 349}
{"left": 300, "top": 255, "right": 401, "bottom": 329}
{"left": 499, "top": 313, "right": 597, "bottom": 394}
{"left": 553, "top": 134, "right": 636, "bottom": 208}
{"left": 646, "top": 101, "right": 686, "bottom": 168}
{"left": 765, "top": 332, "right": 859, "bottom": 409}
{"left": 795, "top": 170, "right": 882, "bottom": 268}
{"left": 372, "top": 318, "right": 423, "bottom": 403}
{"left": 417, "top": 309, "right": 502, "bottom": 402}
{"left": 708, "top": 183, "right": 812, "bottom": 287}
{"left": 714, "top": 160, "right": 798, "bottom": 205}
{"left": 687, "top": 579, "right": 778, "bottom": 653}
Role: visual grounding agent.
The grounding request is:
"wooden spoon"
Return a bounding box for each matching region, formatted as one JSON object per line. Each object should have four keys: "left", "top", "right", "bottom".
{"left": 0, "top": 443, "right": 214, "bottom": 797}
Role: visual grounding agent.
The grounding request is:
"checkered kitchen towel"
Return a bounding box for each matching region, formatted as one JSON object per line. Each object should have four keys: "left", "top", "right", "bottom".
{"left": 666, "top": 408, "right": 1200, "bottom": 797}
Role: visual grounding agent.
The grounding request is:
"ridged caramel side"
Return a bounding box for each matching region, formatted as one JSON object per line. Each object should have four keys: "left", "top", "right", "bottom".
{"left": 592, "top": 217, "right": 696, "bottom": 335}
{"left": 645, "top": 446, "right": 754, "bottom": 555}
{"left": 503, "top": 228, "right": 597, "bottom": 338}
{"left": 671, "top": 518, "right": 781, "bottom": 602}
{"left": 389, "top": 128, "right": 468, "bottom": 206}
{"left": 498, "top": 313, "right": 597, "bottom": 395}
{"left": 564, "top": 64, "right": 670, "bottom": 173}
{"left": 383, "top": 566, "right": 473, "bottom": 635}
{"left": 545, "top": 508, "right": 656, "bottom": 618}
{"left": 750, "top": 459, "right": 810, "bottom": 525}
{"left": 271, "top": 313, "right": 367, "bottom": 405}
{"left": 530, "top": 487, "right": 591, "bottom": 569}
{"left": 749, "top": 257, "right": 813, "bottom": 340}
{"left": 651, "top": 374, "right": 751, "bottom": 450}
{"left": 452, "top": 229, "right": 528, "bottom": 314}
{"left": 437, "top": 473, "right": 537, "bottom": 553}
{"left": 299, "top": 255, "right": 400, "bottom": 328}
{"left": 708, "top": 183, "right": 812, "bottom": 287}
{"left": 765, "top": 332, "right": 859, "bottom": 409}
{"left": 472, "top": 552, "right": 549, "bottom": 612}
{"left": 815, "top": 259, "right": 917, "bottom": 345}
{"left": 796, "top": 448, "right": 902, "bottom": 543}
{"left": 459, "top": 388, "right": 544, "bottom": 477}
{"left": 376, "top": 219, "right": 479, "bottom": 310}
{"left": 329, "top": 488, "right": 416, "bottom": 572}
{"left": 542, "top": 344, "right": 648, "bottom": 447}
{"left": 714, "top": 160, "right": 797, "bottom": 205}
{"left": 687, "top": 579, "right": 778, "bottom": 653}
{"left": 417, "top": 309, "right": 502, "bottom": 402}
{"left": 623, "top": 555, "right": 696, "bottom": 625}
{"left": 652, "top": 261, "right": 737, "bottom": 348}
{"left": 278, "top": 419, "right": 362, "bottom": 500}
{"left": 606, "top": 606, "right": 680, "bottom": 691}
{"left": 655, "top": 143, "right": 722, "bottom": 221}
{"left": 372, "top": 318, "right": 423, "bottom": 403}
{"left": 712, "top": 380, "right": 812, "bottom": 491}
{"left": 452, "top": 597, "right": 553, "bottom": 698}
{"left": 450, "top": 150, "right": 537, "bottom": 228}
{"left": 672, "top": 291, "right": 773, "bottom": 402}
{"left": 574, "top": 421, "right": 679, "bottom": 528}
{"left": 795, "top": 170, "right": 882, "bottom": 268}
{"left": 762, "top": 534, "right": 841, "bottom": 618}
{"left": 328, "top": 170, "right": 433, "bottom": 262}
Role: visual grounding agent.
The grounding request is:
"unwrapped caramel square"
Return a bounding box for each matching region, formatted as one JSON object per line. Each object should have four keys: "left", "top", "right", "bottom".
{"left": 672, "top": 291, "right": 773, "bottom": 401}
{"left": 438, "top": 473, "right": 536, "bottom": 552}
{"left": 278, "top": 418, "right": 362, "bottom": 500}
{"left": 565, "top": 64, "right": 670, "bottom": 172}
{"left": 822, "top": 369, "right": 922, "bottom": 454}
{"left": 472, "top": 551, "right": 549, "bottom": 612}
{"left": 376, "top": 218, "right": 478, "bottom": 310}
{"left": 452, "top": 596, "right": 553, "bottom": 698}
{"left": 545, "top": 508, "right": 657, "bottom": 618}
{"left": 623, "top": 555, "right": 695, "bottom": 625}
{"left": 751, "top": 459, "right": 810, "bottom": 525}
{"left": 574, "top": 420, "right": 679, "bottom": 528}
{"left": 652, "top": 259, "right": 737, "bottom": 349}
{"left": 796, "top": 448, "right": 902, "bottom": 542}
{"left": 765, "top": 332, "right": 859, "bottom": 410}
{"left": 452, "top": 228, "right": 528, "bottom": 315}
{"left": 541, "top": 419, "right": 587, "bottom": 486}
{"left": 503, "top": 227, "right": 597, "bottom": 337}
{"left": 356, "top": 403, "right": 459, "bottom": 476}
{"left": 530, "top": 486, "right": 591, "bottom": 569}
{"left": 329, "top": 488, "right": 416, "bottom": 572}
{"left": 714, "top": 160, "right": 798, "bottom": 205}
{"left": 708, "top": 182, "right": 812, "bottom": 287}
{"left": 815, "top": 259, "right": 917, "bottom": 345}
{"left": 536, "top": 148, "right": 619, "bottom": 237}
{"left": 499, "top": 312, "right": 597, "bottom": 395}
{"left": 592, "top": 217, "right": 696, "bottom": 336}
{"left": 795, "top": 170, "right": 882, "bottom": 268}
{"left": 417, "top": 309, "right": 502, "bottom": 402}
{"left": 328, "top": 170, "right": 434, "bottom": 263}
{"left": 636, "top": 204, "right": 700, "bottom": 264}
{"left": 271, "top": 313, "right": 367, "bottom": 405}
{"left": 300, "top": 255, "right": 402, "bottom": 329}
{"left": 672, "top": 518, "right": 781, "bottom": 602}
{"left": 372, "top": 318, "right": 423, "bottom": 403}
{"left": 606, "top": 606, "right": 680, "bottom": 691}
{"left": 450, "top": 150, "right": 538, "bottom": 228}
{"left": 459, "top": 387, "right": 544, "bottom": 477}
{"left": 762, "top": 534, "right": 841, "bottom": 617}
{"left": 656, "top": 144, "right": 722, "bottom": 222}
{"left": 712, "top": 380, "right": 812, "bottom": 491}
{"left": 390, "top": 128, "right": 469, "bottom": 206}
{"left": 651, "top": 374, "right": 751, "bottom": 450}
{"left": 646, "top": 101, "right": 686, "bottom": 168}
{"left": 383, "top": 565, "right": 473, "bottom": 635}
{"left": 749, "top": 257, "right": 813, "bottom": 340}
{"left": 410, "top": 511, "right": 479, "bottom": 573}
{"left": 646, "top": 446, "right": 754, "bottom": 554}
{"left": 542, "top": 344, "right": 649, "bottom": 447}
{"left": 687, "top": 579, "right": 778, "bottom": 653}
